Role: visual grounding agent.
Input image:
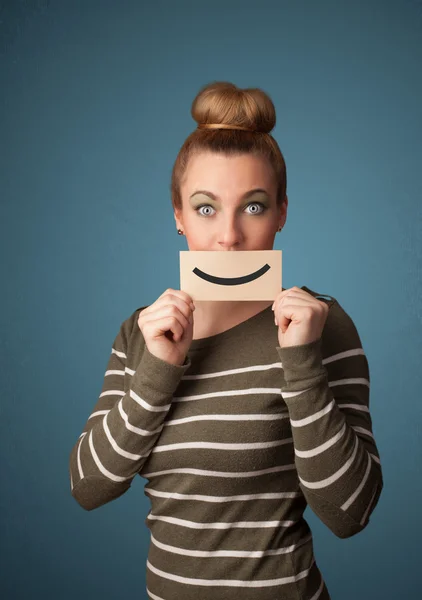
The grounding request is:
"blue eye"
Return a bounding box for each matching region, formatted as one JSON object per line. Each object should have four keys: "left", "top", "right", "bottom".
{"left": 196, "top": 205, "right": 216, "bottom": 217}
{"left": 195, "top": 202, "right": 267, "bottom": 217}
{"left": 245, "top": 202, "right": 266, "bottom": 214}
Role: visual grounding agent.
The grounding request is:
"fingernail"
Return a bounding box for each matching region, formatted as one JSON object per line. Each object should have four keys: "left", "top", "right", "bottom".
{"left": 274, "top": 316, "right": 278, "bottom": 326}
{"left": 191, "top": 303, "right": 195, "bottom": 311}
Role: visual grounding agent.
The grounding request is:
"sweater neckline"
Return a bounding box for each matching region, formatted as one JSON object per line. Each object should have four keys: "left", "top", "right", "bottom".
{"left": 189, "top": 303, "right": 274, "bottom": 351}
{"left": 188, "top": 286, "right": 316, "bottom": 351}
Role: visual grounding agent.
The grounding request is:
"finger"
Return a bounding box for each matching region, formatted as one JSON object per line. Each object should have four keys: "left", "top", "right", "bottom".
{"left": 273, "top": 295, "right": 316, "bottom": 316}
{"left": 278, "top": 314, "right": 291, "bottom": 333}
{"left": 273, "top": 299, "right": 314, "bottom": 328}
{"left": 272, "top": 287, "right": 315, "bottom": 307}
{"left": 272, "top": 289, "right": 301, "bottom": 310}
{"left": 143, "top": 314, "right": 186, "bottom": 343}
{"left": 143, "top": 293, "right": 194, "bottom": 323}
{"left": 142, "top": 304, "right": 191, "bottom": 332}
{"left": 277, "top": 296, "right": 316, "bottom": 307}
{"left": 158, "top": 288, "right": 195, "bottom": 310}
{"left": 275, "top": 304, "right": 301, "bottom": 331}
{"left": 276, "top": 299, "right": 327, "bottom": 316}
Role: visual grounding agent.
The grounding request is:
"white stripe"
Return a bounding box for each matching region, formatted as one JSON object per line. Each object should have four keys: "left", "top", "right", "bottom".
{"left": 337, "top": 403, "right": 369, "bottom": 413}
{"left": 360, "top": 486, "right": 378, "bottom": 526}
{"left": 88, "top": 430, "right": 133, "bottom": 483}
{"left": 290, "top": 400, "right": 335, "bottom": 428}
{"left": 282, "top": 386, "right": 314, "bottom": 399}
{"left": 146, "top": 513, "right": 296, "bottom": 529}
{"left": 299, "top": 436, "right": 359, "bottom": 489}
{"left": 146, "top": 589, "right": 164, "bottom": 600}
{"left": 150, "top": 531, "right": 312, "bottom": 558}
{"left": 146, "top": 558, "right": 314, "bottom": 587}
{"left": 163, "top": 412, "right": 289, "bottom": 427}
{"left": 370, "top": 453, "right": 381, "bottom": 465}
{"left": 151, "top": 438, "right": 293, "bottom": 453}
{"left": 145, "top": 489, "right": 300, "bottom": 502}
{"left": 70, "top": 470, "right": 74, "bottom": 490}
{"left": 78, "top": 431, "right": 87, "bottom": 439}
{"left": 102, "top": 413, "right": 144, "bottom": 460}
{"left": 124, "top": 377, "right": 368, "bottom": 405}
{"left": 329, "top": 377, "right": 369, "bottom": 388}
{"left": 88, "top": 410, "right": 109, "bottom": 420}
{"left": 281, "top": 378, "right": 370, "bottom": 398}
{"left": 142, "top": 464, "right": 295, "bottom": 479}
{"left": 76, "top": 435, "right": 85, "bottom": 479}
{"left": 173, "top": 387, "right": 282, "bottom": 402}
{"left": 130, "top": 389, "right": 171, "bottom": 412}
{"left": 118, "top": 399, "right": 163, "bottom": 435}
{"left": 126, "top": 367, "right": 135, "bottom": 375}
{"left": 352, "top": 426, "right": 374, "bottom": 439}
{"left": 341, "top": 452, "right": 372, "bottom": 510}
{"left": 100, "top": 390, "right": 125, "bottom": 398}
{"left": 182, "top": 362, "right": 283, "bottom": 380}
{"left": 167, "top": 349, "right": 366, "bottom": 384}
{"left": 105, "top": 369, "right": 125, "bottom": 376}
{"left": 112, "top": 348, "right": 126, "bottom": 359}
{"left": 323, "top": 348, "right": 365, "bottom": 364}
{"left": 309, "top": 577, "right": 325, "bottom": 600}
{"left": 295, "top": 423, "right": 346, "bottom": 458}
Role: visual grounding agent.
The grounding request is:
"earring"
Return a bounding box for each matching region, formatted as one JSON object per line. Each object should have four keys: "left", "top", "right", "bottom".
{"left": 277, "top": 226, "right": 282, "bottom": 232}
{"left": 177, "top": 229, "right": 184, "bottom": 235}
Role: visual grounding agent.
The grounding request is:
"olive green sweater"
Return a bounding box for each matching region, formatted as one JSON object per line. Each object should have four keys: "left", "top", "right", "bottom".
{"left": 69, "top": 286, "right": 383, "bottom": 600}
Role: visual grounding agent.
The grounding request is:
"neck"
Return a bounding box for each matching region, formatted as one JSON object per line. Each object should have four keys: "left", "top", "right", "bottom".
{"left": 194, "top": 299, "right": 272, "bottom": 320}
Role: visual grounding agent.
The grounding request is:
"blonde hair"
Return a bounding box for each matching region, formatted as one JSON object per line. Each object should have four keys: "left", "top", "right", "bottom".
{"left": 170, "top": 81, "right": 287, "bottom": 211}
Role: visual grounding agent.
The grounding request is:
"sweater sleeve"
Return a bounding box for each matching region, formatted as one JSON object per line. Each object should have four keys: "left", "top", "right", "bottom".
{"left": 69, "top": 310, "right": 191, "bottom": 511}
{"left": 276, "top": 299, "right": 383, "bottom": 539}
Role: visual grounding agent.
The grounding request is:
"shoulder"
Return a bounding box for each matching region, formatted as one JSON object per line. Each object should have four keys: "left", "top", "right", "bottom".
{"left": 302, "top": 286, "right": 364, "bottom": 354}
{"left": 115, "top": 304, "right": 150, "bottom": 347}
{"left": 301, "top": 285, "right": 337, "bottom": 307}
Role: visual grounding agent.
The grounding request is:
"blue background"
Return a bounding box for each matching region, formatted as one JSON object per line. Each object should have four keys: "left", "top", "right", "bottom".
{"left": 1, "top": 1, "right": 421, "bottom": 598}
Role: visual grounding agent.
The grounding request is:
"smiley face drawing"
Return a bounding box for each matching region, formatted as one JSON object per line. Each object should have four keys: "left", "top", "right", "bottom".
{"left": 180, "top": 250, "right": 282, "bottom": 301}
{"left": 192, "top": 263, "right": 271, "bottom": 286}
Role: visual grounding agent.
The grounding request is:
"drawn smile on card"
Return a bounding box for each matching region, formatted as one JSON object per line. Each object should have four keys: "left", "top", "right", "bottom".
{"left": 192, "top": 263, "right": 271, "bottom": 286}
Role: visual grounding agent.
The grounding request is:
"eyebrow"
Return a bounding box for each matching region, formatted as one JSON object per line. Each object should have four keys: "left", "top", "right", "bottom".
{"left": 189, "top": 188, "right": 269, "bottom": 201}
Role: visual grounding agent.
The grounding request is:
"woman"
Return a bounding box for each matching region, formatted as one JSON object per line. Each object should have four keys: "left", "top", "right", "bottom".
{"left": 69, "top": 81, "right": 383, "bottom": 600}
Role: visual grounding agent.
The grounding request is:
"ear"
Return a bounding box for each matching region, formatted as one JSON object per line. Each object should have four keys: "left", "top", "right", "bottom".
{"left": 174, "top": 207, "right": 184, "bottom": 230}
{"left": 278, "top": 195, "right": 288, "bottom": 229}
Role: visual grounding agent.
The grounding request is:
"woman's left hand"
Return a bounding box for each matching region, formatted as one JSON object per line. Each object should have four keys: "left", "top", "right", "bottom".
{"left": 272, "top": 287, "right": 329, "bottom": 349}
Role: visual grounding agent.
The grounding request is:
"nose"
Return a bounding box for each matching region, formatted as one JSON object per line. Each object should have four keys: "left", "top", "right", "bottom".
{"left": 217, "top": 216, "right": 243, "bottom": 250}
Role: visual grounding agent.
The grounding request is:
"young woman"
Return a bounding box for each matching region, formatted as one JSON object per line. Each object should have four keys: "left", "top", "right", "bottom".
{"left": 69, "top": 81, "right": 383, "bottom": 600}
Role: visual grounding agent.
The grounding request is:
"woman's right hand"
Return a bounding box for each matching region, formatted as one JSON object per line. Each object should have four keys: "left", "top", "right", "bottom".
{"left": 137, "top": 288, "right": 195, "bottom": 366}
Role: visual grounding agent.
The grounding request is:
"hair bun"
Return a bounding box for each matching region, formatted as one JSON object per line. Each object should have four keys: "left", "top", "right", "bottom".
{"left": 191, "top": 81, "right": 276, "bottom": 134}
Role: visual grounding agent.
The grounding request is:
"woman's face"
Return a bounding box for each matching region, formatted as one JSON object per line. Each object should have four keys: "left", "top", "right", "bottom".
{"left": 175, "top": 151, "right": 287, "bottom": 251}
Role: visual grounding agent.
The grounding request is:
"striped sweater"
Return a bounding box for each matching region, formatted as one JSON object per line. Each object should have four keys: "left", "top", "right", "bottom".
{"left": 69, "top": 285, "right": 383, "bottom": 600}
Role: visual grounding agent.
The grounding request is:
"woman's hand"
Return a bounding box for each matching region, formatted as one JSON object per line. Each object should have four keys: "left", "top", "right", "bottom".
{"left": 138, "top": 288, "right": 195, "bottom": 366}
{"left": 272, "top": 287, "right": 329, "bottom": 348}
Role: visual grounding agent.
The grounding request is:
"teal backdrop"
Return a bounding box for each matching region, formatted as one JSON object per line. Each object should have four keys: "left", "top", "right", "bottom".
{"left": 1, "top": 1, "right": 421, "bottom": 598}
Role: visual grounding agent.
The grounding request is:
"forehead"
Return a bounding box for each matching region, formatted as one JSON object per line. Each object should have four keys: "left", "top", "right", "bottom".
{"left": 181, "top": 151, "right": 276, "bottom": 193}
